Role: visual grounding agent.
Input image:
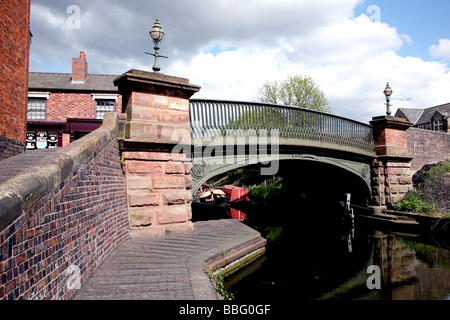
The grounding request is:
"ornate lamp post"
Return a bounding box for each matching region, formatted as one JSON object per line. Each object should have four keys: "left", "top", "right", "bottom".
{"left": 383, "top": 82, "right": 393, "bottom": 116}
{"left": 145, "top": 19, "right": 168, "bottom": 72}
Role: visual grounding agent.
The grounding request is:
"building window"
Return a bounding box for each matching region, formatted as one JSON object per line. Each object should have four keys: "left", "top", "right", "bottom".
{"left": 95, "top": 99, "right": 115, "bottom": 119}
{"left": 27, "top": 98, "right": 47, "bottom": 120}
{"left": 433, "top": 119, "right": 443, "bottom": 132}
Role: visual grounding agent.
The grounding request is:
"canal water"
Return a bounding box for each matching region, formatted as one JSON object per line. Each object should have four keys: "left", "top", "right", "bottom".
{"left": 193, "top": 203, "right": 450, "bottom": 300}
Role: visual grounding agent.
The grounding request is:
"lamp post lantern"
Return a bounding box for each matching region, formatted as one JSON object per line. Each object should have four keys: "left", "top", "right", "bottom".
{"left": 383, "top": 82, "right": 393, "bottom": 116}
{"left": 145, "top": 19, "right": 168, "bottom": 72}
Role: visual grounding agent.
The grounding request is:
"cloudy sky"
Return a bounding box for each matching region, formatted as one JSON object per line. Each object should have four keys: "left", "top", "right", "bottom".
{"left": 29, "top": 0, "right": 450, "bottom": 123}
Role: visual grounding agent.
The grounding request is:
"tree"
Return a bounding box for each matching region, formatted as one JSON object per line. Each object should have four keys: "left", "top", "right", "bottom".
{"left": 254, "top": 75, "right": 331, "bottom": 113}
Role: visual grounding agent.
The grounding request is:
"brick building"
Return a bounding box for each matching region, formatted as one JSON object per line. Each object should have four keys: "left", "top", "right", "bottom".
{"left": 0, "top": 0, "right": 31, "bottom": 160}
{"left": 395, "top": 104, "right": 450, "bottom": 172}
{"left": 27, "top": 52, "right": 121, "bottom": 149}
{"left": 396, "top": 103, "right": 450, "bottom": 133}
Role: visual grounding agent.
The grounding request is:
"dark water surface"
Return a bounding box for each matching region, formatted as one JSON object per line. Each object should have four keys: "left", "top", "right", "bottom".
{"left": 206, "top": 204, "right": 450, "bottom": 301}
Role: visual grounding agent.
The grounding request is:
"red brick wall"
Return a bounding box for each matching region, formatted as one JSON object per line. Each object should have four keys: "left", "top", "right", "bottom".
{"left": 0, "top": 0, "right": 30, "bottom": 159}
{"left": 407, "top": 128, "right": 450, "bottom": 172}
{"left": 0, "top": 136, "right": 129, "bottom": 300}
{"left": 33, "top": 92, "right": 123, "bottom": 122}
{"left": 71, "top": 55, "right": 88, "bottom": 82}
{"left": 47, "top": 93, "right": 95, "bottom": 121}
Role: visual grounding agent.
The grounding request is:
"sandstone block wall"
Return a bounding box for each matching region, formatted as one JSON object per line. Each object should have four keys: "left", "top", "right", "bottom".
{"left": 370, "top": 116, "right": 414, "bottom": 208}
{"left": 371, "top": 160, "right": 413, "bottom": 207}
{"left": 115, "top": 70, "right": 200, "bottom": 235}
{"left": 122, "top": 151, "right": 193, "bottom": 235}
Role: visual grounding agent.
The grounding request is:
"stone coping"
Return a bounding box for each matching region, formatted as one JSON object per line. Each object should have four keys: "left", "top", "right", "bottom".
{"left": 114, "top": 69, "right": 201, "bottom": 99}
{"left": 0, "top": 112, "right": 119, "bottom": 232}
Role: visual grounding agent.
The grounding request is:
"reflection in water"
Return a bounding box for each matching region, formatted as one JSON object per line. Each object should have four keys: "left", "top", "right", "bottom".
{"left": 321, "top": 231, "right": 450, "bottom": 300}
{"left": 220, "top": 205, "right": 450, "bottom": 301}
{"left": 376, "top": 234, "right": 450, "bottom": 300}
{"left": 227, "top": 207, "right": 247, "bottom": 221}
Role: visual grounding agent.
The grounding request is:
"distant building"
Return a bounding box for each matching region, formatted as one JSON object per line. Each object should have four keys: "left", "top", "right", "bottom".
{"left": 395, "top": 103, "right": 450, "bottom": 133}
{"left": 27, "top": 52, "right": 121, "bottom": 149}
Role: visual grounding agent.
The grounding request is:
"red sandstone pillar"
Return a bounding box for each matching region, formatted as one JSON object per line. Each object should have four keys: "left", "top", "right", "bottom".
{"left": 370, "top": 116, "right": 413, "bottom": 209}
{"left": 114, "top": 70, "right": 200, "bottom": 236}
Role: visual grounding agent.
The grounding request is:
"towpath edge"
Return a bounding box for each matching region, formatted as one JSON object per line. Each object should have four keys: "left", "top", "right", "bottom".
{"left": 73, "top": 219, "right": 266, "bottom": 300}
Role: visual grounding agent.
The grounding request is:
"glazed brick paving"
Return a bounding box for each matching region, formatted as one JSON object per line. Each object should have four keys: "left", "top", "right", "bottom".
{"left": 73, "top": 219, "right": 264, "bottom": 300}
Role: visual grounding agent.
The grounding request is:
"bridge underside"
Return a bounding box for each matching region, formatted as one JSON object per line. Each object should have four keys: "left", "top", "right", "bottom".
{"left": 191, "top": 144, "right": 373, "bottom": 204}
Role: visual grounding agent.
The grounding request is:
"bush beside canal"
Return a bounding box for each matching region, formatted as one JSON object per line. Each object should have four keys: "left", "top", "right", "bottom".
{"left": 248, "top": 180, "right": 283, "bottom": 200}
{"left": 397, "top": 159, "right": 450, "bottom": 217}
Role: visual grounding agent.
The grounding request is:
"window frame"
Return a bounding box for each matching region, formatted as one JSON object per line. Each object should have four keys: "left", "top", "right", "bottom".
{"left": 433, "top": 119, "right": 443, "bottom": 132}
{"left": 95, "top": 99, "right": 116, "bottom": 120}
{"left": 92, "top": 94, "right": 118, "bottom": 120}
{"left": 27, "top": 98, "right": 47, "bottom": 120}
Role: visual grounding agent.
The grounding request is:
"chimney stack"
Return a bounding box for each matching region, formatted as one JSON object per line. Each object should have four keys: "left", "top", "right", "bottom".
{"left": 71, "top": 51, "right": 88, "bottom": 83}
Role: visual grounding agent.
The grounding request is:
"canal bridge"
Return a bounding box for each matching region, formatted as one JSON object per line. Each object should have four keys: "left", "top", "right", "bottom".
{"left": 188, "top": 99, "right": 376, "bottom": 199}
{"left": 0, "top": 70, "right": 419, "bottom": 300}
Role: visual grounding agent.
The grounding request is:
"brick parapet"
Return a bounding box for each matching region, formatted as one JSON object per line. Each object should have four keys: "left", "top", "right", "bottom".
{"left": 406, "top": 128, "right": 450, "bottom": 172}
{"left": 0, "top": 113, "right": 129, "bottom": 300}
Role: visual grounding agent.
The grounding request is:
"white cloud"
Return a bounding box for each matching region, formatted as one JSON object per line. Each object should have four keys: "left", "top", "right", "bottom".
{"left": 168, "top": 10, "right": 450, "bottom": 123}
{"left": 430, "top": 39, "right": 450, "bottom": 61}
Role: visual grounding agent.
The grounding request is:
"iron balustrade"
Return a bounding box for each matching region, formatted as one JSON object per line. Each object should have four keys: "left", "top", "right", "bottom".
{"left": 189, "top": 99, "right": 375, "bottom": 154}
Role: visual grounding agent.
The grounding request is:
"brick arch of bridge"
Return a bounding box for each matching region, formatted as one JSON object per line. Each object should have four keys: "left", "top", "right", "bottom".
{"left": 191, "top": 152, "right": 372, "bottom": 203}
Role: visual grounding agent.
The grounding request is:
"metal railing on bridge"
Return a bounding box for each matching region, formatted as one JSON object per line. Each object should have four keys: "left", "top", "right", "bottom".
{"left": 189, "top": 99, "right": 375, "bottom": 155}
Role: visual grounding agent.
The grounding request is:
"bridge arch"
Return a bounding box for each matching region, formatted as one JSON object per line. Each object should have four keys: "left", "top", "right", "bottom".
{"left": 191, "top": 152, "right": 372, "bottom": 199}
{"left": 189, "top": 99, "right": 375, "bottom": 204}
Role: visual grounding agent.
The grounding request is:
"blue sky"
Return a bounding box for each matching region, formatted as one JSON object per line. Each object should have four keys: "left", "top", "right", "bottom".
{"left": 354, "top": 0, "right": 450, "bottom": 61}
{"left": 29, "top": 0, "right": 450, "bottom": 123}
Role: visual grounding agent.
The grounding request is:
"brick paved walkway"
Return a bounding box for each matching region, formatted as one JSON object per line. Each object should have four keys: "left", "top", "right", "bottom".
{"left": 0, "top": 149, "right": 58, "bottom": 184}
{"left": 73, "top": 219, "right": 265, "bottom": 300}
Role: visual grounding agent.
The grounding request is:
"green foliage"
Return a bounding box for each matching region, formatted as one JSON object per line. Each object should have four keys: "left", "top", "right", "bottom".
{"left": 226, "top": 107, "right": 287, "bottom": 131}
{"left": 254, "top": 75, "right": 331, "bottom": 113}
{"left": 409, "top": 159, "right": 450, "bottom": 215}
{"left": 205, "top": 267, "right": 234, "bottom": 300}
{"left": 253, "top": 226, "right": 284, "bottom": 242}
{"left": 426, "top": 159, "right": 450, "bottom": 178}
{"left": 226, "top": 167, "right": 268, "bottom": 186}
{"left": 398, "top": 192, "right": 433, "bottom": 214}
{"left": 248, "top": 180, "right": 283, "bottom": 199}
{"left": 214, "top": 274, "right": 234, "bottom": 300}
{"left": 401, "top": 238, "right": 450, "bottom": 270}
